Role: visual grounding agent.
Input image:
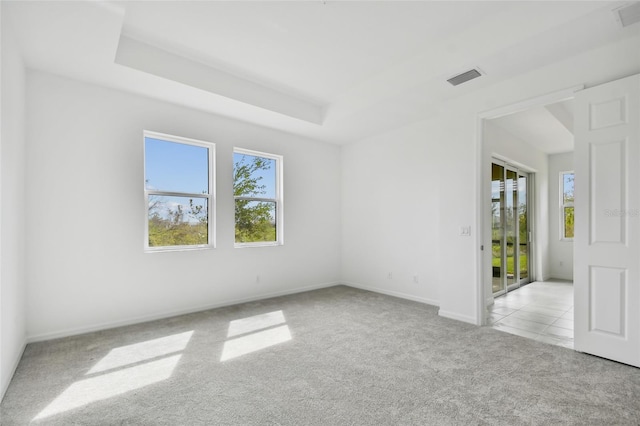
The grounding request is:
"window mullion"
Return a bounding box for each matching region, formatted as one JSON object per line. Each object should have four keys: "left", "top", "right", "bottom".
{"left": 234, "top": 196, "right": 277, "bottom": 203}
{"left": 147, "top": 190, "right": 209, "bottom": 198}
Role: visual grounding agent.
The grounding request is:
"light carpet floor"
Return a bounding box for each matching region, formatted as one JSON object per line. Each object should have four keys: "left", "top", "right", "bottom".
{"left": 1, "top": 285, "right": 639, "bottom": 425}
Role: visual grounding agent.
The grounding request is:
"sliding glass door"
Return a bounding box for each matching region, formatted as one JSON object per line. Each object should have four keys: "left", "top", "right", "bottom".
{"left": 492, "top": 164, "right": 505, "bottom": 295}
{"left": 505, "top": 168, "right": 518, "bottom": 291}
{"left": 518, "top": 174, "right": 529, "bottom": 283}
{"left": 492, "top": 161, "right": 531, "bottom": 297}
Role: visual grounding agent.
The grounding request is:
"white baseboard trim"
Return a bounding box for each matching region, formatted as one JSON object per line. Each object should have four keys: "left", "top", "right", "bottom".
{"left": 342, "top": 281, "right": 439, "bottom": 307}
{"left": 547, "top": 275, "right": 574, "bottom": 282}
{"left": 1, "top": 340, "right": 26, "bottom": 403}
{"left": 26, "top": 281, "right": 340, "bottom": 343}
{"left": 438, "top": 309, "right": 478, "bottom": 325}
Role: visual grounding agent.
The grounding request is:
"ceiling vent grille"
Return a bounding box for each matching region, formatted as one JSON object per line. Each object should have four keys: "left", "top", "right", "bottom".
{"left": 447, "top": 69, "right": 482, "bottom": 86}
{"left": 614, "top": 2, "right": 640, "bottom": 28}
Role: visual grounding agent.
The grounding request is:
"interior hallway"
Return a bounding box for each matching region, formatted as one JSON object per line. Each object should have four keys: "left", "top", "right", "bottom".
{"left": 489, "top": 280, "right": 574, "bottom": 349}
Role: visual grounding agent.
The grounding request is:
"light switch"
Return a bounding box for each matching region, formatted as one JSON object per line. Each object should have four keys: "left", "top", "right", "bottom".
{"left": 459, "top": 226, "right": 471, "bottom": 236}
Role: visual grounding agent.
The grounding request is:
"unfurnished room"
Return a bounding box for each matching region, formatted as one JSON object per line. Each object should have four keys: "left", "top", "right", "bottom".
{"left": 1, "top": 1, "right": 640, "bottom": 424}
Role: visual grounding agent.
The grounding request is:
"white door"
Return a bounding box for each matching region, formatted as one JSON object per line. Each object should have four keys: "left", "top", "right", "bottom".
{"left": 574, "top": 73, "right": 640, "bottom": 367}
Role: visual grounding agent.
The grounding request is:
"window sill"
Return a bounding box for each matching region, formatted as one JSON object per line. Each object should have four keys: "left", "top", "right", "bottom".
{"left": 145, "top": 245, "right": 214, "bottom": 253}
{"left": 234, "top": 242, "right": 282, "bottom": 249}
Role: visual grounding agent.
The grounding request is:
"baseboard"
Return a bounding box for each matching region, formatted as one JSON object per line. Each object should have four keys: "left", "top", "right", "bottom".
{"left": 547, "top": 276, "right": 574, "bottom": 283}
{"left": 342, "top": 281, "right": 439, "bottom": 307}
{"left": 26, "top": 281, "right": 340, "bottom": 343}
{"left": 1, "top": 340, "right": 27, "bottom": 403}
{"left": 438, "top": 309, "right": 478, "bottom": 325}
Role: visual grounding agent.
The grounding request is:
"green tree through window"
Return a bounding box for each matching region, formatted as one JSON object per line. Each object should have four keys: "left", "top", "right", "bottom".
{"left": 234, "top": 150, "right": 282, "bottom": 245}
{"left": 562, "top": 172, "right": 575, "bottom": 239}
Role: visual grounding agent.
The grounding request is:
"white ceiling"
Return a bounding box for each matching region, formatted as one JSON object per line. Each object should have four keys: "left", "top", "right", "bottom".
{"left": 490, "top": 99, "right": 575, "bottom": 154}
{"left": 4, "top": 1, "right": 640, "bottom": 144}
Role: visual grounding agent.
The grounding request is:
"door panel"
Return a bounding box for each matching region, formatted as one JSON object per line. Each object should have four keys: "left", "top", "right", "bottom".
{"left": 574, "top": 73, "right": 639, "bottom": 367}
{"left": 590, "top": 140, "right": 626, "bottom": 244}
{"left": 589, "top": 266, "right": 625, "bottom": 336}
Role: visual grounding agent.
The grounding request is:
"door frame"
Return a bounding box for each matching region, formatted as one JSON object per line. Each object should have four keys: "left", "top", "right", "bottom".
{"left": 475, "top": 85, "right": 584, "bottom": 325}
{"left": 517, "top": 170, "right": 533, "bottom": 288}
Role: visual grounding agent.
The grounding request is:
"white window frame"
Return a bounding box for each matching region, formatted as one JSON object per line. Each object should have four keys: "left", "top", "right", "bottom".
{"left": 560, "top": 171, "right": 574, "bottom": 241}
{"left": 234, "top": 147, "right": 283, "bottom": 248}
{"left": 144, "top": 130, "right": 215, "bottom": 252}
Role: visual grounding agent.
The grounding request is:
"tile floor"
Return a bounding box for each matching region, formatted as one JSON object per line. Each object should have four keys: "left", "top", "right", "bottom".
{"left": 489, "top": 280, "right": 574, "bottom": 349}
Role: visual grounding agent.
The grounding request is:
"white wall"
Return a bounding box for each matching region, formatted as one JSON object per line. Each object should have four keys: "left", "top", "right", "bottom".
{"left": 25, "top": 71, "right": 341, "bottom": 341}
{"left": 341, "top": 35, "right": 640, "bottom": 325}
{"left": 548, "top": 152, "right": 574, "bottom": 280}
{"left": 482, "top": 120, "right": 550, "bottom": 304}
{"left": 0, "top": 7, "right": 28, "bottom": 399}
{"left": 341, "top": 119, "right": 441, "bottom": 305}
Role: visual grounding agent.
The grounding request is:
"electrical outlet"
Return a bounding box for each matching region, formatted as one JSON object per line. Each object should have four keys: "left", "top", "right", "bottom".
{"left": 413, "top": 274, "right": 419, "bottom": 284}
{"left": 459, "top": 226, "right": 471, "bottom": 236}
{"left": 387, "top": 272, "right": 393, "bottom": 280}
{"left": 256, "top": 275, "right": 260, "bottom": 283}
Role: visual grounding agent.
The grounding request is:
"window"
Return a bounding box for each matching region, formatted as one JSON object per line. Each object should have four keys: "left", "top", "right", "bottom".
{"left": 144, "top": 131, "right": 215, "bottom": 251}
{"left": 233, "top": 148, "right": 283, "bottom": 246}
{"left": 561, "top": 171, "right": 574, "bottom": 240}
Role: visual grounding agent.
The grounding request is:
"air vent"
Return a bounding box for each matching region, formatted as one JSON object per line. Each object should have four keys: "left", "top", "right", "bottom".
{"left": 613, "top": 2, "right": 640, "bottom": 28}
{"left": 447, "top": 69, "right": 482, "bottom": 86}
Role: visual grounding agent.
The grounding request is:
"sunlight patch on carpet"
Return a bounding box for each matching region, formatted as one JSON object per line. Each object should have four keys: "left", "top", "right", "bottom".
{"left": 34, "top": 355, "right": 181, "bottom": 420}
{"left": 88, "top": 331, "right": 194, "bottom": 374}
{"left": 227, "top": 310, "right": 286, "bottom": 338}
{"left": 221, "top": 311, "right": 291, "bottom": 361}
{"left": 33, "top": 330, "right": 193, "bottom": 421}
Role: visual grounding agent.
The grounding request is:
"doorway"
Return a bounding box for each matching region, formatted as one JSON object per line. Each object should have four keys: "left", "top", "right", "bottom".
{"left": 481, "top": 95, "right": 578, "bottom": 349}
{"left": 481, "top": 75, "right": 640, "bottom": 364}
{"left": 491, "top": 160, "right": 531, "bottom": 297}
{"left": 477, "top": 85, "right": 582, "bottom": 328}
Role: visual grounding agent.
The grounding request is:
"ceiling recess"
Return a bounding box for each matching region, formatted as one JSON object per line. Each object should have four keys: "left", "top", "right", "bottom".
{"left": 613, "top": 2, "right": 640, "bottom": 27}
{"left": 447, "top": 69, "right": 482, "bottom": 86}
